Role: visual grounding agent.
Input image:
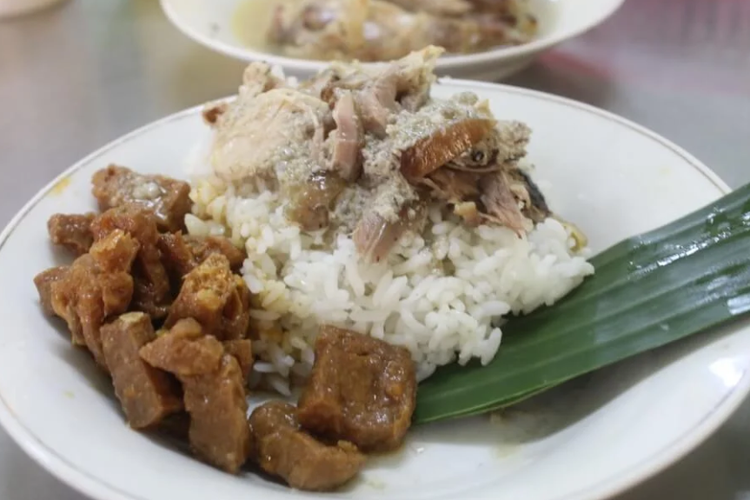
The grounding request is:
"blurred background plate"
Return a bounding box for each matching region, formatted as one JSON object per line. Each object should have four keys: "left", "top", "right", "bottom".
{"left": 160, "top": 0, "right": 625, "bottom": 80}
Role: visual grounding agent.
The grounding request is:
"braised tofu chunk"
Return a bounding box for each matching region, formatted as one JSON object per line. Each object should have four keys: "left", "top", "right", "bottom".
{"left": 34, "top": 266, "right": 70, "bottom": 315}
{"left": 91, "top": 205, "right": 172, "bottom": 319}
{"left": 139, "top": 318, "right": 224, "bottom": 377}
{"left": 47, "top": 213, "right": 95, "bottom": 256}
{"left": 48, "top": 230, "right": 139, "bottom": 366}
{"left": 92, "top": 165, "right": 192, "bottom": 232}
{"left": 101, "top": 312, "right": 183, "bottom": 429}
{"left": 165, "top": 254, "right": 250, "bottom": 340}
{"left": 223, "top": 339, "right": 253, "bottom": 381}
{"left": 158, "top": 232, "right": 245, "bottom": 280}
{"left": 249, "top": 401, "right": 365, "bottom": 491}
{"left": 297, "top": 326, "right": 416, "bottom": 452}
{"left": 182, "top": 354, "right": 251, "bottom": 473}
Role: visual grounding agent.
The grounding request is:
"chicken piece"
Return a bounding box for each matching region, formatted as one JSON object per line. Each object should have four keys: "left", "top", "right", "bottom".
{"left": 207, "top": 62, "right": 289, "bottom": 128}
{"left": 182, "top": 354, "right": 251, "bottom": 473}
{"left": 330, "top": 91, "right": 363, "bottom": 182}
{"left": 47, "top": 213, "right": 95, "bottom": 256}
{"left": 223, "top": 339, "right": 253, "bottom": 381}
{"left": 326, "top": 46, "right": 442, "bottom": 133}
{"left": 422, "top": 168, "right": 480, "bottom": 202}
{"left": 249, "top": 401, "right": 365, "bottom": 491}
{"left": 48, "top": 230, "right": 139, "bottom": 366}
{"left": 91, "top": 205, "right": 172, "bottom": 319}
{"left": 165, "top": 254, "right": 251, "bottom": 340}
{"left": 353, "top": 68, "right": 399, "bottom": 137}
{"left": 91, "top": 165, "right": 192, "bottom": 232}
{"left": 479, "top": 170, "right": 529, "bottom": 233}
{"left": 400, "top": 118, "right": 495, "bottom": 181}
{"left": 140, "top": 318, "right": 224, "bottom": 377}
{"left": 34, "top": 266, "right": 69, "bottom": 316}
{"left": 353, "top": 211, "right": 408, "bottom": 264}
{"left": 210, "top": 87, "right": 331, "bottom": 182}
{"left": 297, "top": 326, "right": 416, "bottom": 452}
{"left": 352, "top": 195, "right": 425, "bottom": 263}
{"left": 101, "top": 312, "right": 183, "bottom": 429}
{"left": 284, "top": 172, "right": 347, "bottom": 232}
{"left": 158, "top": 233, "right": 245, "bottom": 280}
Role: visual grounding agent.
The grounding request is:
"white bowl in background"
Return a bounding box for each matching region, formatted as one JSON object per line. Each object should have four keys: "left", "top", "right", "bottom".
{"left": 160, "top": 0, "right": 625, "bottom": 80}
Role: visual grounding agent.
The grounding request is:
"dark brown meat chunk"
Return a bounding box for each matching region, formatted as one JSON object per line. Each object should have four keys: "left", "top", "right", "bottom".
{"left": 182, "top": 354, "right": 251, "bottom": 473}
{"left": 139, "top": 318, "right": 224, "bottom": 377}
{"left": 479, "top": 171, "right": 527, "bottom": 234}
{"left": 297, "top": 326, "right": 416, "bottom": 452}
{"left": 47, "top": 213, "right": 95, "bottom": 256}
{"left": 223, "top": 339, "right": 253, "bottom": 380}
{"left": 101, "top": 312, "right": 183, "bottom": 429}
{"left": 512, "top": 169, "right": 551, "bottom": 223}
{"left": 34, "top": 266, "right": 69, "bottom": 315}
{"left": 284, "top": 172, "right": 347, "bottom": 232}
{"left": 165, "top": 254, "right": 251, "bottom": 340}
{"left": 48, "top": 230, "right": 139, "bottom": 366}
{"left": 249, "top": 401, "right": 365, "bottom": 491}
{"left": 92, "top": 205, "right": 172, "bottom": 319}
{"left": 92, "top": 165, "right": 192, "bottom": 232}
{"left": 158, "top": 232, "right": 245, "bottom": 279}
{"left": 400, "top": 118, "right": 494, "bottom": 181}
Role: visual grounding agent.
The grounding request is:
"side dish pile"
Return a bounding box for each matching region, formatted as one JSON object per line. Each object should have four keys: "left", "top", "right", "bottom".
{"left": 34, "top": 166, "right": 416, "bottom": 491}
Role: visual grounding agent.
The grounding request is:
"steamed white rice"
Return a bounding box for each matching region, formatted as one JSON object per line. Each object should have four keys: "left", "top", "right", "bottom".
{"left": 186, "top": 174, "right": 594, "bottom": 395}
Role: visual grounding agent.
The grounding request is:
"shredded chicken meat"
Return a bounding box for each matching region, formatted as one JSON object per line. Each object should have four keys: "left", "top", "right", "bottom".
{"left": 209, "top": 47, "right": 551, "bottom": 263}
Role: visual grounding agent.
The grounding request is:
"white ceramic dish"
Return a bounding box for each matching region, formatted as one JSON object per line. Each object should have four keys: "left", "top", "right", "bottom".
{"left": 0, "top": 80, "right": 746, "bottom": 500}
{"left": 159, "top": 0, "right": 625, "bottom": 80}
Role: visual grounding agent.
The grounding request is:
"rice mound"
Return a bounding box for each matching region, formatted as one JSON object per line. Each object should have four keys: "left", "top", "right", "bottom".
{"left": 186, "top": 175, "right": 594, "bottom": 395}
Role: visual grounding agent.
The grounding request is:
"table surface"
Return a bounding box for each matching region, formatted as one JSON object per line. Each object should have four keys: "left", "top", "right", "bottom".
{"left": 1, "top": 0, "right": 749, "bottom": 498}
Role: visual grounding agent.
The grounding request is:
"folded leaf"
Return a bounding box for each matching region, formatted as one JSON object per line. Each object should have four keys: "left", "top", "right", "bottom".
{"left": 414, "top": 183, "right": 750, "bottom": 424}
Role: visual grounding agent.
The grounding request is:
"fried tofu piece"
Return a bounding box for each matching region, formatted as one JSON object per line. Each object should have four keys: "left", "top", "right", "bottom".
{"left": 223, "top": 339, "right": 253, "bottom": 380}
{"left": 92, "top": 165, "right": 191, "bottom": 232}
{"left": 182, "top": 354, "right": 251, "bottom": 473}
{"left": 158, "top": 232, "right": 245, "bottom": 280}
{"left": 47, "top": 213, "right": 95, "bottom": 256}
{"left": 101, "top": 312, "right": 183, "bottom": 429}
{"left": 165, "top": 254, "right": 250, "bottom": 340}
{"left": 91, "top": 205, "right": 172, "bottom": 319}
{"left": 249, "top": 401, "right": 365, "bottom": 491}
{"left": 139, "top": 318, "right": 224, "bottom": 377}
{"left": 34, "top": 266, "right": 70, "bottom": 316}
{"left": 297, "top": 326, "right": 416, "bottom": 452}
{"left": 47, "top": 230, "right": 139, "bottom": 366}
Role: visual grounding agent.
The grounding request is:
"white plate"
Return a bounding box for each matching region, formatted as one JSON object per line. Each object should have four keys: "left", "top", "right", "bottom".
{"left": 160, "top": 0, "right": 625, "bottom": 81}
{"left": 0, "top": 80, "right": 746, "bottom": 500}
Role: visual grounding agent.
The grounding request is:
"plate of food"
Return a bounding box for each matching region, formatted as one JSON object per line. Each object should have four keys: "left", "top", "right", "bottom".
{"left": 2, "top": 48, "right": 750, "bottom": 500}
{"left": 159, "top": 0, "right": 625, "bottom": 80}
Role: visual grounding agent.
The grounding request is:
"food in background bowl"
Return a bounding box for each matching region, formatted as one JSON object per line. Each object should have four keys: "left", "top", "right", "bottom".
{"left": 240, "top": 0, "right": 538, "bottom": 61}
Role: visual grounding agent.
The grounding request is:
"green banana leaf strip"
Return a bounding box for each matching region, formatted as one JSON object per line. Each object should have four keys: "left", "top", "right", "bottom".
{"left": 413, "top": 183, "right": 750, "bottom": 424}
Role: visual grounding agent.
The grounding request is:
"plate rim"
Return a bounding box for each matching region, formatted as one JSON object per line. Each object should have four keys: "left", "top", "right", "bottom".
{"left": 159, "top": 0, "right": 626, "bottom": 71}
{"left": 0, "top": 81, "right": 737, "bottom": 500}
